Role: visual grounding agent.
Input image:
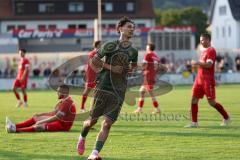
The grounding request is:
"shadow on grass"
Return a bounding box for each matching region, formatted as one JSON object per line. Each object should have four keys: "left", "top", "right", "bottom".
{"left": 0, "top": 150, "right": 140, "bottom": 160}
{"left": 0, "top": 150, "right": 83, "bottom": 160}
{"left": 114, "top": 128, "right": 240, "bottom": 138}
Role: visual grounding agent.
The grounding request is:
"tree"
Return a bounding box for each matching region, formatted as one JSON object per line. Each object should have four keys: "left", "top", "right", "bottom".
{"left": 154, "top": 7, "right": 208, "bottom": 47}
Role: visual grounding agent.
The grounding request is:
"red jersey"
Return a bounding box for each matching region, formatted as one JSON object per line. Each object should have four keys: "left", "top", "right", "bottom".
{"left": 85, "top": 49, "right": 97, "bottom": 83}
{"left": 55, "top": 96, "right": 76, "bottom": 128}
{"left": 196, "top": 47, "right": 216, "bottom": 85}
{"left": 143, "top": 52, "right": 160, "bottom": 76}
{"left": 16, "top": 58, "right": 30, "bottom": 80}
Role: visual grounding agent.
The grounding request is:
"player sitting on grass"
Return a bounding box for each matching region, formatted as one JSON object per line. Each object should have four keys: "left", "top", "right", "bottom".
{"left": 6, "top": 85, "right": 76, "bottom": 133}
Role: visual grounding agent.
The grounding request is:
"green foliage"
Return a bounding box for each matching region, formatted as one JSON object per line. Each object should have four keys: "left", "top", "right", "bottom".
{"left": 155, "top": 7, "right": 208, "bottom": 46}
{"left": 153, "top": 0, "right": 211, "bottom": 10}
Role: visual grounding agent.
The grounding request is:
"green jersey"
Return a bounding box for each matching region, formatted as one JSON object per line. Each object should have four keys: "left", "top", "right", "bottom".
{"left": 96, "top": 40, "right": 138, "bottom": 93}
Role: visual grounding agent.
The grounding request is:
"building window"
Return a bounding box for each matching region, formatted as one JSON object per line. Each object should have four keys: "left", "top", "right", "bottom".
{"left": 222, "top": 27, "right": 225, "bottom": 37}
{"left": 38, "top": 3, "right": 55, "bottom": 13}
{"left": 102, "top": 24, "right": 106, "bottom": 28}
{"left": 126, "top": 2, "right": 134, "bottom": 12}
{"left": 219, "top": 6, "right": 226, "bottom": 16}
{"left": 137, "top": 23, "right": 145, "bottom": 28}
{"left": 108, "top": 24, "right": 116, "bottom": 28}
{"left": 228, "top": 26, "right": 231, "bottom": 37}
{"left": 69, "top": 2, "right": 84, "bottom": 12}
{"left": 78, "top": 24, "right": 86, "bottom": 29}
{"left": 102, "top": 3, "right": 113, "bottom": 12}
{"left": 164, "top": 32, "right": 170, "bottom": 50}
{"left": 68, "top": 24, "right": 76, "bottom": 29}
{"left": 38, "top": 25, "right": 46, "bottom": 30}
{"left": 7, "top": 25, "right": 15, "bottom": 32}
{"left": 48, "top": 25, "right": 57, "bottom": 30}
{"left": 18, "top": 25, "right": 26, "bottom": 30}
{"left": 171, "top": 32, "right": 177, "bottom": 50}
{"left": 16, "top": 3, "right": 25, "bottom": 14}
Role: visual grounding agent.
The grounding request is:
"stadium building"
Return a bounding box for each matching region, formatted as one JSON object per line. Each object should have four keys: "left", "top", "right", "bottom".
{"left": 0, "top": 0, "right": 155, "bottom": 52}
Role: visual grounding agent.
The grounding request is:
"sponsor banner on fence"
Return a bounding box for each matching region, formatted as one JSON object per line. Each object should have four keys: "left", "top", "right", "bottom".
{"left": 1, "top": 73, "right": 240, "bottom": 91}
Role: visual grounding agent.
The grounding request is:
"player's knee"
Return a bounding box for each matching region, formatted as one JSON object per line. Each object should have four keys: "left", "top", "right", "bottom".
{"left": 208, "top": 100, "right": 216, "bottom": 107}
{"left": 35, "top": 125, "right": 45, "bottom": 131}
{"left": 102, "top": 121, "right": 112, "bottom": 131}
{"left": 191, "top": 98, "right": 198, "bottom": 104}
{"left": 84, "top": 119, "right": 97, "bottom": 127}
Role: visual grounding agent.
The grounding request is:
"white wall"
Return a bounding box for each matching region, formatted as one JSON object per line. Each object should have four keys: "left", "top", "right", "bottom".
{"left": 211, "top": 0, "right": 239, "bottom": 50}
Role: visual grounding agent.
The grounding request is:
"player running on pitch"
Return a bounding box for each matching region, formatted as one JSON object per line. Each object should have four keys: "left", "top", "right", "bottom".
{"left": 80, "top": 40, "right": 101, "bottom": 113}
{"left": 76, "top": 17, "right": 138, "bottom": 160}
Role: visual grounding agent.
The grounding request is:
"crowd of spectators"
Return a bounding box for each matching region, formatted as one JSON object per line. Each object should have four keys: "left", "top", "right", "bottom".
{"left": 1, "top": 52, "right": 240, "bottom": 78}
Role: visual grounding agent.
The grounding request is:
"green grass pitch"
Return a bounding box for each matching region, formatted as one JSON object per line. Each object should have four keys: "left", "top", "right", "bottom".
{"left": 0, "top": 85, "right": 240, "bottom": 160}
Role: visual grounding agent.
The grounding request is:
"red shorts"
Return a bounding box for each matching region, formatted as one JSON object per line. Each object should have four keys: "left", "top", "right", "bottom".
{"left": 45, "top": 121, "right": 71, "bottom": 132}
{"left": 192, "top": 82, "right": 215, "bottom": 100}
{"left": 85, "top": 82, "right": 96, "bottom": 89}
{"left": 13, "top": 79, "right": 28, "bottom": 89}
{"left": 143, "top": 84, "right": 154, "bottom": 91}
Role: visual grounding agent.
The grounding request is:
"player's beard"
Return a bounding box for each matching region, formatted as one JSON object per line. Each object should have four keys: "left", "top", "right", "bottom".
{"left": 58, "top": 94, "right": 65, "bottom": 99}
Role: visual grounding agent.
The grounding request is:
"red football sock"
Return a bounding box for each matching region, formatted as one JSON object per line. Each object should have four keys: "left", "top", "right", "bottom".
{"left": 81, "top": 96, "right": 87, "bottom": 109}
{"left": 191, "top": 104, "right": 198, "bottom": 122}
{"left": 16, "top": 117, "right": 36, "bottom": 128}
{"left": 153, "top": 101, "right": 159, "bottom": 108}
{"left": 214, "top": 103, "right": 229, "bottom": 120}
{"left": 16, "top": 126, "right": 36, "bottom": 132}
{"left": 138, "top": 100, "right": 144, "bottom": 108}
{"left": 23, "top": 94, "right": 27, "bottom": 102}
{"left": 14, "top": 91, "right": 20, "bottom": 100}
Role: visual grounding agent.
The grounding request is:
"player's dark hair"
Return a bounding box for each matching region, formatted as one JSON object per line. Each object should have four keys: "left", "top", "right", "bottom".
{"left": 201, "top": 33, "right": 211, "bottom": 41}
{"left": 93, "top": 40, "right": 101, "bottom": 48}
{"left": 147, "top": 43, "right": 155, "bottom": 51}
{"left": 116, "top": 16, "right": 135, "bottom": 34}
{"left": 19, "top": 48, "right": 27, "bottom": 53}
{"left": 59, "top": 85, "right": 69, "bottom": 93}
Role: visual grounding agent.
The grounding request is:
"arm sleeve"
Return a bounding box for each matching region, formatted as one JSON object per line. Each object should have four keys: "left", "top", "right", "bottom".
{"left": 206, "top": 49, "right": 216, "bottom": 64}
{"left": 131, "top": 48, "right": 138, "bottom": 63}
{"left": 143, "top": 54, "right": 148, "bottom": 63}
{"left": 56, "top": 101, "right": 71, "bottom": 117}
{"left": 96, "top": 46, "right": 106, "bottom": 59}
{"left": 24, "top": 59, "right": 30, "bottom": 69}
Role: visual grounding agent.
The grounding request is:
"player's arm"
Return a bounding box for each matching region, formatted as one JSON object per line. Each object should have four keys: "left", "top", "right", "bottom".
{"left": 191, "top": 60, "right": 213, "bottom": 69}
{"left": 35, "top": 115, "right": 59, "bottom": 125}
{"left": 20, "top": 64, "right": 30, "bottom": 82}
{"left": 157, "top": 63, "right": 168, "bottom": 73}
{"left": 90, "top": 54, "right": 123, "bottom": 74}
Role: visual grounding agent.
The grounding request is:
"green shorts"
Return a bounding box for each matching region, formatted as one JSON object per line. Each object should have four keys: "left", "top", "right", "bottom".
{"left": 89, "top": 89, "right": 125, "bottom": 122}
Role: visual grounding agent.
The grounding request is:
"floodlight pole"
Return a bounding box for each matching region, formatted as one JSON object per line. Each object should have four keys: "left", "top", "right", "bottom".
{"left": 98, "top": 0, "right": 102, "bottom": 41}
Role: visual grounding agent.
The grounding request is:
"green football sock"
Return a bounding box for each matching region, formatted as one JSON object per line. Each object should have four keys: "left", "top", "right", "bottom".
{"left": 81, "top": 126, "right": 90, "bottom": 138}
{"left": 94, "top": 141, "right": 105, "bottom": 152}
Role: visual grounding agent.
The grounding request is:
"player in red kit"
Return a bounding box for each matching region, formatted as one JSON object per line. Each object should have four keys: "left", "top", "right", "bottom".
{"left": 80, "top": 41, "right": 101, "bottom": 113}
{"left": 6, "top": 85, "right": 76, "bottom": 133}
{"left": 134, "top": 43, "right": 165, "bottom": 114}
{"left": 185, "top": 33, "right": 230, "bottom": 128}
{"left": 13, "top": 49, "right": 30, "bottom": 107}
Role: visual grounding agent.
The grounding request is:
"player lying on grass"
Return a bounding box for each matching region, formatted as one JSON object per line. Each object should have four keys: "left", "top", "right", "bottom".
{"left": 6, "top": 85, "right": 76, "bottom": 133}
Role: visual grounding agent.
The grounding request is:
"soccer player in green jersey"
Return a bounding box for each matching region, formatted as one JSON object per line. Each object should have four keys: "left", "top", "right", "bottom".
{"left": 77, "top": 17, "right": 138, "bottom": 160}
